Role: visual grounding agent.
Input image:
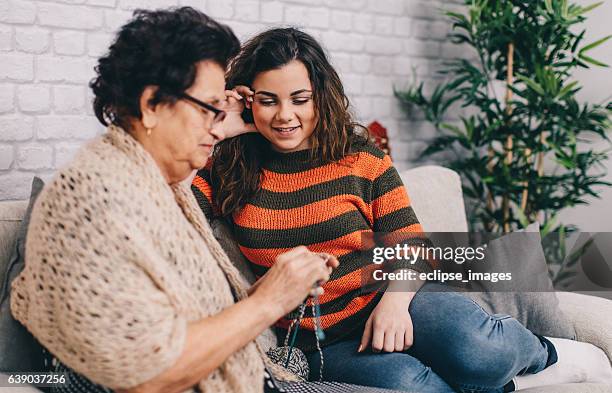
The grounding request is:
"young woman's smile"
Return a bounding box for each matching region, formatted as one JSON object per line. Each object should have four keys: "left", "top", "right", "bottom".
{"left": 272, "top": 125, "right": 300, "bottom": 134}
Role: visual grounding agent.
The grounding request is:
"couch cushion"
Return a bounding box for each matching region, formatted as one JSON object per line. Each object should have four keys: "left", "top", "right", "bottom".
{"left": 0, "top": 201, "right": 28, "bottom": 289}
{"left": 0, "top": 177, "right": 47, "bottom": 373}
{"left": 517, "top": 383, "right": 612, "bottom": 392}
{"left": 400, "top": 166, "right": 468, "bottom": 233}
{"left": 557, "top": 291, "right": 612, "bottom": 364}
{"left": 465, "top": 223, "right": 576, "bottom": 339}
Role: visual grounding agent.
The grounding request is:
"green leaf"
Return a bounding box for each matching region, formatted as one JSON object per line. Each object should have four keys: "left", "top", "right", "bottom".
{"left": 445, "top": 11, "right": 468, "bottom": 23}
{"left": 541, "top": 215, "right": 558, "bottom": 237}
{"left": 579, "top": 53, "right": 610, "bottom": 67}
{"left": 419, "top": 135, "right": 458, "bottom": 158}
{"left": 572, "top": 30, "right": 586, "bottom": 53}
{"left": 544, "top": 0, "right": 554, "bottom": 14}
{"left": 557, "top": 81, "right": 580, "bottom": 99}
{"left": 579, "top": 35, "right": 612, "bottom": 57}
{"left": 450, "top": 34, "right": 472, "bottom": 45}
{"left": 571, "top": 2, "right": 603, "bottom": 17}
{"left": 565, "top": 237, "right": 594, "bottom": 266}
{"left": 441, "top": 123, "right": 464, "bottom": 136}
{"left": 515, "top": 206, "right": 530, "bottom": 228}
{"left": 516, "top": 74, "right": 546, "bottom": 95}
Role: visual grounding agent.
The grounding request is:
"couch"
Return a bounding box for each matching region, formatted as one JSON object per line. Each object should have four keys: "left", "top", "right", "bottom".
{"left": 1, "top": 165, "right": 611, "bottom": 393}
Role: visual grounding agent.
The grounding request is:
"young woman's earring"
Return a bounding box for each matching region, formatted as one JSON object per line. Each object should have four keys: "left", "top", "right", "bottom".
{"left": 146, "top": 127, "right": 152, "bottom": 136}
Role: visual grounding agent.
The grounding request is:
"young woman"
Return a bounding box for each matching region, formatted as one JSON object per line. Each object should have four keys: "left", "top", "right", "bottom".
{"left": 192, "top": 28, "right": 558, "bottom": 393}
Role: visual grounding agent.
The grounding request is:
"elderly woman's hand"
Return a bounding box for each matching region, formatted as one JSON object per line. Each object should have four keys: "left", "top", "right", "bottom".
{"left": 250, "top": 246, "right": 339, "bottom": 318}
{"left": 220, "top": 87, "right": 257, "bottom": 139}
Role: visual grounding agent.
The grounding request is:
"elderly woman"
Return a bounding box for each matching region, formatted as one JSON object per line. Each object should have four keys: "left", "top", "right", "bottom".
{"left": 9, "top": 8, "right": 352, "bottom": 393}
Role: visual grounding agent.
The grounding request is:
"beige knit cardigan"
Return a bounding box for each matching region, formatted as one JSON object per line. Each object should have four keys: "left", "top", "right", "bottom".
{"left": 11, "top": 125, "right": 293, "bottom": 392}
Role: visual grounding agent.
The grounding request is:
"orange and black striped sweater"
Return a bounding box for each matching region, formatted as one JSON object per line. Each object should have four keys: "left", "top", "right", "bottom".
{"left": 192, "top": 142, "right": 433, "bottom": 351}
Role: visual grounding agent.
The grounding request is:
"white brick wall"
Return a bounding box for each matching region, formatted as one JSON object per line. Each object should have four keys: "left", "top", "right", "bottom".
{"left": 0, "top": 0, "right": 463, "bottom": 200}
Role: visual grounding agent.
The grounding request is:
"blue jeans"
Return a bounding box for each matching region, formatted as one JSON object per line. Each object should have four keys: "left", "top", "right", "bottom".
{"left": 306, "top": 282, "right": 552, "bottom": 393}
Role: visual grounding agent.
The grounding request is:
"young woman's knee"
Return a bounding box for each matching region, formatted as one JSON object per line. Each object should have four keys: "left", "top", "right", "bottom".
{"left": 440, "top": 319, "right": 522, "bottom": 389}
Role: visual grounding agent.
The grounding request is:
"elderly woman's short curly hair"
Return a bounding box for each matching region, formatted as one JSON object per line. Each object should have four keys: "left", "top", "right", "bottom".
{"left": 90, "top": 7, "right": 239, "bottom": 130}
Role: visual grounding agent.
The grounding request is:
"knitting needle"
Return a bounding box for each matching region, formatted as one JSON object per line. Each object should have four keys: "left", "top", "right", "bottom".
{"left": 313, "top": 281, "right": 326, "bottom": 341}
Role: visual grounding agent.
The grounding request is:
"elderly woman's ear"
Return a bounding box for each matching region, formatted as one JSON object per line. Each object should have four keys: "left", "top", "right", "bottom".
{"left": 139, "top": 86, "right": 160, "bottom": 131}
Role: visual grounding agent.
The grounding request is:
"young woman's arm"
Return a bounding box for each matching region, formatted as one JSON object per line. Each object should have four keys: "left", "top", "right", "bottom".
{"left": 191, "top": 165, "right": 218, "bottom": 219}
{"left": 360, "top": 153, "right": 433, "bottom": 353}
{"left": 191, "top": 87, "right": 257, "bottom": 220}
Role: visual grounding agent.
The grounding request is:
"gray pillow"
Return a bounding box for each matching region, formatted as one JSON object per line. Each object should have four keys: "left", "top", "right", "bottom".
{"left": 465, "top": 222, "right": 576, "bottom": 339}
{"left": 0, "top": 176, "right": 48, "bottom": 373}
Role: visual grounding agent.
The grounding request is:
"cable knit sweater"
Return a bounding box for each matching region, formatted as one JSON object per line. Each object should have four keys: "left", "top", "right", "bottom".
{"left": 10, "top": 125, "right": 293, "bottom": 393}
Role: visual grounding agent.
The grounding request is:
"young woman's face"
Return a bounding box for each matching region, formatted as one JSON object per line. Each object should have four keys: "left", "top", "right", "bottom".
{"left": 250, "top": 60, "right": 318, "bottom": 153}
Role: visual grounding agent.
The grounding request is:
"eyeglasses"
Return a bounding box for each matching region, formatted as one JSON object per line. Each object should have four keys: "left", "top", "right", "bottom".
{"left": 178, "top": 92, "right": 226, "bottom": 123}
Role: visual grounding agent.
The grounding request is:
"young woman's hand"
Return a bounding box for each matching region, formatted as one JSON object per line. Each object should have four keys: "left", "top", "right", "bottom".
{"left": 359, "top": 291, "right": 415, "bottom": 353}
{"left": 233, "top": 85, "right": 255, "bottom": 103}
{"left": 220, "top": 87, "right": 257, "bottom": 139}
{"left": 250, "top": 246, "right": 339, "bottom": 319}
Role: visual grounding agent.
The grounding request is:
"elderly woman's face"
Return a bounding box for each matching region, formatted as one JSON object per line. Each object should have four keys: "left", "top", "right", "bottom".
{"left": 146, "top": 60, "right": 226, "bottom": 183}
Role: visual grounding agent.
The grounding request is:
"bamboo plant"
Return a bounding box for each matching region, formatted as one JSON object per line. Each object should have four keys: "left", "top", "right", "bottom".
{"left": 396, "top": 0, "right": 612, "bottom": 239}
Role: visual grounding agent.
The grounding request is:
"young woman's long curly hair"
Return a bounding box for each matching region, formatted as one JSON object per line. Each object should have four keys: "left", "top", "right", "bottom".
{"left": 212, "top": 27, "right": 368, "bottom": 217}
